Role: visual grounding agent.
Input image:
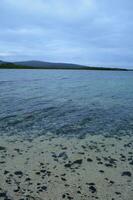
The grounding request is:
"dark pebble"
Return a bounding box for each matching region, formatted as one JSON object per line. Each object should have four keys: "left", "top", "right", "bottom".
{"left": 14, "top": 171, "right": 23, "bottom": 176}
{"left": 4, "top": 170, "right": 9, "bottom": 175}
{"left": 0, "top": 192, "right": 7, "bottom": 197}
{"left": 73, "top": 159, "right": 83, "bottom": 165}
{"left": 0, "top": 146, "right": 6, "bottom": 151}
{"left": 89, "top": 186, "right": 97, "bottom": 193}
{"left": 99, "top": 170, "right": 104, "bottom": 173}
{"left": 87, "top": 158, "right": 93, "bottom": 162}
{"left": 62, "top": 194, "right": 66, "bottom": 198}
{"left": 129, "top": 160, "right": 133, "bottom": 165}
{"left": 41, "top": 186, "right": 47, "bottom": 191}
{"left": 121, "top": 171, "right": 132, "bottom": 177}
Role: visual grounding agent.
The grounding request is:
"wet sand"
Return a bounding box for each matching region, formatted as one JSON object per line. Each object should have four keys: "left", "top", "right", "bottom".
{"left": 0, "top": 133, "right": 133, "bottom": 200}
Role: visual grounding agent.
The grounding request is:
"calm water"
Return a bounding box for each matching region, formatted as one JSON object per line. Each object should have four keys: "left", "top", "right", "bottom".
{"left": 0, "top": 69, "right": 133, "bottom": 137}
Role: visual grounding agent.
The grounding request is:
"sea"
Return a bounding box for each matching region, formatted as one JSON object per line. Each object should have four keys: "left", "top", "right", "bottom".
{"left": 0, "top": 69, "right": 133, "bottom": 138}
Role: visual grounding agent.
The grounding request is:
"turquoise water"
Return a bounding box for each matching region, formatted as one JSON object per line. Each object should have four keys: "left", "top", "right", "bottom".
{"left": 0, "top": 69, "right": 133, "bottom": 137}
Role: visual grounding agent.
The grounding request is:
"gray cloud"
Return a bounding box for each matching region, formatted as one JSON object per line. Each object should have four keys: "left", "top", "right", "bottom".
{"left": 0, "top": 0, "right": 133, "bottom": 68}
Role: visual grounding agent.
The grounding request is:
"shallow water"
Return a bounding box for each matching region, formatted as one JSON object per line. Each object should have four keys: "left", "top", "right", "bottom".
{"left": 0, "top": 69, "right": 133, "bottom": 137}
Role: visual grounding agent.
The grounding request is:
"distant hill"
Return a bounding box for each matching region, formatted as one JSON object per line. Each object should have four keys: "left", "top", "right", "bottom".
{"left": 0, "top": 60, "right": 129, "bottom": 71}
{"left": 14, "top": 60, "right": 89, "bottom": 69}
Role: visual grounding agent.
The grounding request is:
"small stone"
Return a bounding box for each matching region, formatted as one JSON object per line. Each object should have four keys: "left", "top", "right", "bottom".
{"left": 99, "top": 170, "right": 104, "bottom": 173}
{"left": 62, "top": 194, "right": 66, "bottom": 198}
{"left": 14, "top": 171, "right": 23, "bottom": 176}
{"left": 121, "top": 171, "right": 132, "bottom": 177}
{"left": 41, "top": 186, "right": 47, "bottom": 191}
{"left": 129, "top": 160, "right": 133, "bottom": 165}
{"left": 0, "top": 192, "right": 7, "bottom": 197}
{"left": 73, "top": 159, "right": 83, "bottom": 165}
{"left": 89, "top": 186, "right": 97, "bottom": 193}
{"left": 0, "top": 146, "right": 6, "bottom": 151}
{"left": 4, "top": 170, "right": 9, "bottom": 175}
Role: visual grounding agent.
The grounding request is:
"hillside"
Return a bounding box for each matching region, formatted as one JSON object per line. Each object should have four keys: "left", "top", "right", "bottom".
{"left": 0, "top": 60, "right": 128, "bottom": 71}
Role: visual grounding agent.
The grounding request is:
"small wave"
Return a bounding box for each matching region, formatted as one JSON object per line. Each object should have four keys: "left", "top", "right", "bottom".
{"left": 0, "top": 80, "right": 15, "bottom": 85}
{"left": 0, "top": 114, "right": 17, "bottom": 121}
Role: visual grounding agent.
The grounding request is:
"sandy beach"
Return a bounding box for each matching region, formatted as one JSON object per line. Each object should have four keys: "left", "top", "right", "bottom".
{"left": 0, "top": 133, "right": 133, "bottom": 200}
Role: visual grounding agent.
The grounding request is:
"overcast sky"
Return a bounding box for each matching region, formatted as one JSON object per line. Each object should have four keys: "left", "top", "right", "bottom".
{"left": 0, "top": 0, "right": 133, "bottom": 68}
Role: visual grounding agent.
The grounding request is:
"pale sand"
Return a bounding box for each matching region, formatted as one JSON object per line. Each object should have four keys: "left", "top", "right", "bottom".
{"left": 0, "top": 133, "right": 133, "bottom": 200}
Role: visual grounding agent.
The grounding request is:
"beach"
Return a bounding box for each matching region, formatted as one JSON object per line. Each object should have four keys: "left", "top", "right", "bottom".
{"left": 0, "top": 133, "right": 133, "bottom": 200}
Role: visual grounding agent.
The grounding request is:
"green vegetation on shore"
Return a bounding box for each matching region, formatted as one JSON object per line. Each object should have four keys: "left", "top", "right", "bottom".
{"left": 0, "top": 62, "right": 128, "bottom": 71}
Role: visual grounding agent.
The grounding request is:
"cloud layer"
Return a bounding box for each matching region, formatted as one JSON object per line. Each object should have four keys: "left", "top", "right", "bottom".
{"left": 0, "top": 0, "right": 133, "bottom": 68}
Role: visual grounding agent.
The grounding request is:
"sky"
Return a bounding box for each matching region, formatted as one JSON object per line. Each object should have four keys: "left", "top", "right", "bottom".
{"left": 0, "top": 0, "right": 133, "bottom": 68}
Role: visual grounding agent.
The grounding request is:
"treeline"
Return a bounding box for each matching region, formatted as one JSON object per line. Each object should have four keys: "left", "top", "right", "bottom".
{"left": 0, "top": 62, "right": 128, "bottom": 71}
